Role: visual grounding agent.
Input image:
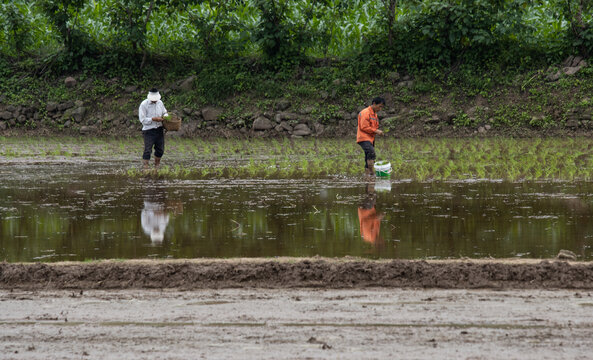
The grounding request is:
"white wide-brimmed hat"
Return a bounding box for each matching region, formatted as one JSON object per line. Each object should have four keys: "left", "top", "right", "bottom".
{"left": 147, "top": 88, "right": 161, "bottom": 102}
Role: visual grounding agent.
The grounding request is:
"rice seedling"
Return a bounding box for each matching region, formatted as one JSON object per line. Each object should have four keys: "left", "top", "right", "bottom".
{"left": 5, "top": 136, "right": 593, "bottom": 181}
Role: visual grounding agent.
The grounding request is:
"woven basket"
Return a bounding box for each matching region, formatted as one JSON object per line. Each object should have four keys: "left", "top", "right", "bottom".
{"left": 163, "top": 114, "right": 181, "bottom": 131}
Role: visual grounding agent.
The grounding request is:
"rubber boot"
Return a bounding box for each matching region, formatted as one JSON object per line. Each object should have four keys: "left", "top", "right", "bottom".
{"left": 154, "top": 157, "right": 161, "bottom": 169}
{"left": 366, "top": 159, "right": 375, "bottom": 181}
{"left": 142, "top": 159, "right": 150, "bottom": 170}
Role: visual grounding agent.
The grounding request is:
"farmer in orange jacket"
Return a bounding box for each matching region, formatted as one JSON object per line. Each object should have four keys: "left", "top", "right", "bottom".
{"left": 357, "top": 97, "right": 385, "bottom": 177}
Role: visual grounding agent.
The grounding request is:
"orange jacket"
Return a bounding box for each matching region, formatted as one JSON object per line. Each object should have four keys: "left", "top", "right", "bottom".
{"left": 357, "top": 106, "right": 379, "bottom": 143}
{"left": 358, "top": 207, "right": 381, "bottom": 244}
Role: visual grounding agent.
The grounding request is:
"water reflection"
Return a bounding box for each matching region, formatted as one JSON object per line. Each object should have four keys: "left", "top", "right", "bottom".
{"left": 141, "top": 201, "right": 169, "bottom": 243}
{"left": 140, "top": 191, "right": 184, "bottom": 244}
{"left": 2, "top": 163, "right": 593, "bottom": 261}
{"left": 358, "top": 183, "right": 384, "bottom": 247}
{"left": 375, "top": 179, "right": 392, "bottom": 193}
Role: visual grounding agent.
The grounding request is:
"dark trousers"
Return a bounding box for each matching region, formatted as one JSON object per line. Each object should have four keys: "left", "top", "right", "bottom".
{"left": 358, "top": 141, "right": 376, "bottom": 168}
{"left": 142, "top": 127, "right": 164, "bottom": 160}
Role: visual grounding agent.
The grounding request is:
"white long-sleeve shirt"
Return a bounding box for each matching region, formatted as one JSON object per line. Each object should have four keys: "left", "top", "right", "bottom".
{"left": 139, "top": 99, "right": 168, "bottom": 131}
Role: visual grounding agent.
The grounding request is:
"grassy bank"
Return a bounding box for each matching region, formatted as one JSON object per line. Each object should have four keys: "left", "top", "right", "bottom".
{"left": 0, "top": 60, "right": 592, "bottom": 138}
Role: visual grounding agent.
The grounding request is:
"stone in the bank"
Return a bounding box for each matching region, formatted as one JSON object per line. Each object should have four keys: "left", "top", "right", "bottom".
{"left": 292, "top": 123, "right": 311, "bottom": 136}
{"left": 253, "top": 116, "right": 275, "bottom": 130}
{"left": 275, "top": 99, "right": 291, "bottom": 111}
{"left": 201, "top": 107, "right": 223, "bottom": 122}
{"left": 179, "top": 75, "right": 196, "bottom": 91}
{"left": 64, "top": 76, "right": 77, "bottom": 88}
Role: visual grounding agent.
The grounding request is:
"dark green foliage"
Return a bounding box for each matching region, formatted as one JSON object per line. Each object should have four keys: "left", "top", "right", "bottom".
{"left": 556, "top": 0, "right": 593, "bottom": 56}
{"left": 359, "top": 0, "right": 538, "bottom": 74}
{"left": 38, "top": 0, "right": 96, "bottom": 59}
{"left": 0, "top": 0, "right": 590, "bottom": 90}
{"left": 0, "top": 57, "right": 10, "bottom": 78}
{"left": 252, "top": 0, "right": 297, "bottom": 65}
{"left": 196, "top": 59, "right": 254, "bottom": 103}
{"left": 80, "top": 51, "right": 141, "bottom": 79}
{"left": 107, "top": 0, "right": 152, "bottom": 52}
{"left": 186, "top": 0, "right": 250, "bottom": 58}
{"left": 252, "top": 0, "right": 325, "bottom": 68}
{"left": 0, "top": 2, "right": 33, "bottom": 54}
{"left": 107, "top": 0, "right": 177, "bottom": 69}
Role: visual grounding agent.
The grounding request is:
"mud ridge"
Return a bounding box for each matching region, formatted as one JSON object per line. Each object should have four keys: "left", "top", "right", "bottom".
{"left": 1, "top": 258, "right": 593, "bottom": 290}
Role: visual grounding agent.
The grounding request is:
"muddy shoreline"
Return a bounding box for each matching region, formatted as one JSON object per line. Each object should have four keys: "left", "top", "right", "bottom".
{"left": 2, "top": 258, "right": 592, "bottom": 290}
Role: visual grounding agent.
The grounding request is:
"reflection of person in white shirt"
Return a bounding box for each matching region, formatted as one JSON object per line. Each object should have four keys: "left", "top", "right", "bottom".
{"left": 141, "top": 201, "right": 170, "bottom": 243}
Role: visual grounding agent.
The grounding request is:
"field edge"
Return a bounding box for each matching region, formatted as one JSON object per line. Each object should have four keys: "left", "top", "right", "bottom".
{"left": 1, "top": 257, "right": 592, "bottom": 290}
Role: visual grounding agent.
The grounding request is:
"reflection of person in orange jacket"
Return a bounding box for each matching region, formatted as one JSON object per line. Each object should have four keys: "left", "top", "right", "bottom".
{"left": 357, "top": 97, "right": 385, "bottom": 178}
{"left": 358, "top": 184, "right": 384, "bottom": 246}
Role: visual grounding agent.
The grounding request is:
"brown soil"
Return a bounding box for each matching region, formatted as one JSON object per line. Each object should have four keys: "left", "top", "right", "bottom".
{"left": 2, "top": 258, "right": 593, "bottom": 290}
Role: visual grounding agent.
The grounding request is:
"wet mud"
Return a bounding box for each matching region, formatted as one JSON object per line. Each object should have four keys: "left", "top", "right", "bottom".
{"left": 2, "top": 258, "right": 593, "bottom": 290}
{"left": 2, "top": 288, "right": 592, "bottom": 359}
{"left": 3, "top": 260, "right": 593, "bottom": 358}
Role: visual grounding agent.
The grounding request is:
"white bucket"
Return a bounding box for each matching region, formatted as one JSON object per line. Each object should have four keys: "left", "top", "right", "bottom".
{"left": 374, "top": 161, "right": 392, "bottom": 177}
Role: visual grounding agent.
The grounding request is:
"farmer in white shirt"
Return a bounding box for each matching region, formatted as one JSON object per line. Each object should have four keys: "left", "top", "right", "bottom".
{"left": 139, "top": 88, "right": 168, "bottom": 169}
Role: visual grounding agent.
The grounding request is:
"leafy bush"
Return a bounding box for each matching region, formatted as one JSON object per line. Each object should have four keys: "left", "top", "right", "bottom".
{"left": 186, "top": 0, "right": 252, "bottom": 58}
{"left": 555, "top": 0, "right": 593, "bottom": 57}
{"left": 312, "top": 103, "right": 341, "bottom": 125}
{"left": 0, "top": 0, "right": 590, "bottom": 78}
{"left": 359, "top": 0, "right": 537, "bottom": 74}
{"left": 253, "top": 0, "right": 296, "bottom": 63}
{"left": 39, "top": 0, "right": 100, "bottom": 70}
{"left": 196, "top": 59, "right": 255, "bottom": 103}
{"left": 453, "top": 111, "right": 474, "bottom": 127}
{"left": 529, "top": 115, "right": 556, "bottom": 128}
{"left": 0, "top": 2, "right": 32, "bottom": 54}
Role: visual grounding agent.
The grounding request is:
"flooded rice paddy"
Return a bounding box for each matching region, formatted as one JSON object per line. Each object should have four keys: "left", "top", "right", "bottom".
{"left": 1, "top": 158, "right": 593, "bottom": 262}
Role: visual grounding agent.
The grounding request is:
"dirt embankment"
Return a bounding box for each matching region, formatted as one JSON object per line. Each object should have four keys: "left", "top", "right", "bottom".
{"left": 2, "top": 258, "right": 593, "bottom": 290}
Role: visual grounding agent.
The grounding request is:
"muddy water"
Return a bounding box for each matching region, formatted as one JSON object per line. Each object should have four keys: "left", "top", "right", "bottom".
{"left": 1, "top": 162, "right": 593, "bottom": 262}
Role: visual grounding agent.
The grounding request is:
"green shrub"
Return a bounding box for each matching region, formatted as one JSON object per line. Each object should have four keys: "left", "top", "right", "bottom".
{"left": 529, "top": 115, "right": 556, "bottom": 128}
{"left": 0, "top": 2, "right": 32, "bottom": 54}
{"left": 312, "top": 104, "right": 341, "bottom": 125}
{"left": 0, "top": 0, "right": 590, "bottom": 85}
{"left": 453, "top": 112, "right": 474, "bottom": 127}
{"left": 39, "top": 0, "right": 98, "bottom": 67}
